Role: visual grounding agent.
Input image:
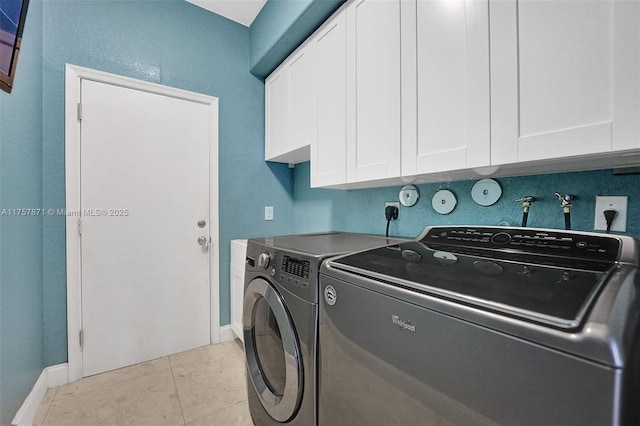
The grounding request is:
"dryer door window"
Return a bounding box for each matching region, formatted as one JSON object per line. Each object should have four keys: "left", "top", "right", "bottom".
{"left": 243, "top": 278, "right": 303, "bottom": 422}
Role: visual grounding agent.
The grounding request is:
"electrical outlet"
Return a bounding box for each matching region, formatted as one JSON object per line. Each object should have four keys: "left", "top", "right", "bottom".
{"left": 265, "top": 206, "right": 274, "bottom": 221}
{"left": 385, "top": 202, "right": 400, "bottom": 220}
{"left": 594, "top": 196, "right": 627, "bottom": 232}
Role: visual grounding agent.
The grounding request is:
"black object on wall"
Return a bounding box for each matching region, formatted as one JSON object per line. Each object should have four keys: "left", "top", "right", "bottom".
{"left": 0, "top": 0, "right": 29, "bottom": 93}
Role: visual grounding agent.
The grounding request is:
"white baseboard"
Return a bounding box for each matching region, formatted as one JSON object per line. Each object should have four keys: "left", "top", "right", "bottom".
{"left": 230, "top": 322, "right": 244, "bottom": 343}
{"left": 11, "top": 363, "right": 69, "bottom": 426}
{"left": 219, "top": 324, "right": 235, "bottom": 342}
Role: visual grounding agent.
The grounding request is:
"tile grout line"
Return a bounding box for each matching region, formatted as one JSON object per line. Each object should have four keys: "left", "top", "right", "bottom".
{"left": 38, "top": 386, "right": 59, "bottom": 425}
{"left": 169, "top": 358, "right": 188, "bottom": 426}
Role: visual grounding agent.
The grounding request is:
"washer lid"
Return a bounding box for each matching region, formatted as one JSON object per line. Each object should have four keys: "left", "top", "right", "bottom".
{"left": 329, "top": 241, "right": 611, "bottom": 330}
{"left": 327, "top": 226, "right": 625, "bottom": 330}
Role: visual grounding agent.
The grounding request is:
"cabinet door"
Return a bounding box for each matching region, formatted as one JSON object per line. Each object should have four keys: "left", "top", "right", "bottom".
{"left": 612, "top": 0, "right": 640, "bottom": 152}
{"left": 346, "top": 0, "right": 401, "bottom": 183}
{"left": 265, "top": 44, "right": 316, "bottom": 164}
{"left": 288, "top": 47, "right": 316, "bottom": 162}
{"left": 265, "top": 67, "right": 289, "bottom": 161}
{"left": 311, "top": 7, "right": 347, "bottom": 187}
{"left": 491, "top": 0, "right": 640, "bottom": 164}
{"left": 403, "top": 0, "right": 490, "bottom": 175}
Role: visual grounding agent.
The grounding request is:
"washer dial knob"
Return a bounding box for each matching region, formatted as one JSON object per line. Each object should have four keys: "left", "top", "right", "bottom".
{"left": 491, "top": 232, "right": 512, "bottom": 245}
{"left": 257, "top": 252, "right": 271, "bottom": 269}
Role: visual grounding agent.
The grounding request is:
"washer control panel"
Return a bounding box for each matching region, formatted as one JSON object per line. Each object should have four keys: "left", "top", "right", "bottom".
{"left": 246, "top": 243, "right": 319, "bottom": 304}
{"left": 421, "top": 227, "right": 621, "bottom": 263}
{"left": 278, "top": 255, "right": 311, "bottom": 290}
{"left": 282, "top": 255, "right": 310, "bottom": 278}
{"left": 254, "top": 250, "right": 312, "bottom": 292}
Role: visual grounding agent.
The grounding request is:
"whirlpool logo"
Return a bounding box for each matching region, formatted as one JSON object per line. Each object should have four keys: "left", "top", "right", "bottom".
{"left": 391, "top": 315, "right": 416, "bottom": 332}
{"left": 324, "top": 285, "right": 337, "bottom": 306}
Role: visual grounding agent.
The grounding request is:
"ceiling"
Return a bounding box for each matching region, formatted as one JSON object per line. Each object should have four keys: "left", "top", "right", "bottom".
{"left": 185, "top": 0, "right": 268, "bottom": 27}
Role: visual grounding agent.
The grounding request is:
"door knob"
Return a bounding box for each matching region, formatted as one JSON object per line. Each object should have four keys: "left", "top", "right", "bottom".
{"left": 197, "top": 220, "right": 206, "bottom": 228}
{"left": 197, "top": 236, "right": 209, "bottom": 254}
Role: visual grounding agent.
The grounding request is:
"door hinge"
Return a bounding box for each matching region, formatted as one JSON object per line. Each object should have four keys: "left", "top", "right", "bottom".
{"left": 78, "top": 218, "right": 82, "bottom": 236}
{"left": 77, "top": 103, "right": 82, "bottom": 121}
{"left": 79, "top": 329, "right": 84, "bottom": 347}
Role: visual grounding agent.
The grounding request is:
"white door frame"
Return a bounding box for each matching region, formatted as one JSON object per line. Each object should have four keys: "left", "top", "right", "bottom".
{"left": 64, "top": 64, "right": 220, "bottom": 383}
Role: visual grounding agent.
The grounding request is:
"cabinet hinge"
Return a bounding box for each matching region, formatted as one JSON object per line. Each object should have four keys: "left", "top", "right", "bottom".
{"left": 79, "top": 329, "right": 84, "bottom": 347}
{"left": 78, "top": 218, "right": 82, "bottom": 236}
{"left": 77, "top": 103, "right": 82, "bottom": 121}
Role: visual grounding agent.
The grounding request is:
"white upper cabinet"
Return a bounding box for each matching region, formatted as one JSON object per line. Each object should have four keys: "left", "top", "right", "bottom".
{"left": 403, "top": 0, "right": 491, "bottom": 176}
{"left": 265, "top": 68, "right": 289, "bottom": 161}
{"left": 346, "top": 0, "right": 402, "bottom": 183}
{"left": 311, "top": 7, "right": 347, "bottom": 188}
{"left": 267, "top": 0, "right": 639, "bottom": 188}
{"left": 612, "top": 0, "right": 640, "bottom": 152}
{"left": 289, "top": 47, "right": 317, "bottom": 158}
{"left": 490, "top": 0, "right": 640, "bottom": 165}
{"left": 265, "top": 42, "right": 317, "bottom": 163}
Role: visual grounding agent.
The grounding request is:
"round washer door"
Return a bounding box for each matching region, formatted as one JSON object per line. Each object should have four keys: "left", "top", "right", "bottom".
{"left": 243, "top": 278, "right": 303, "bottom": 422}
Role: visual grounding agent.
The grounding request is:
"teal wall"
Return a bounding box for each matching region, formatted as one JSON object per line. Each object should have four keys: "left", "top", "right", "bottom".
{"left": 0, "top": 1, "right": 44, "bottom": 424}
{"left": 249, "top": 0, "right": 343, "bottom": 77}
{"left": 2, "top": 0, "right": 297, "bottom": 421}
{"left": 293, "top": 162, "right": 640, "bottom": 239}
{"left": 2, "top": 0, "right": 640, "bottom": 423}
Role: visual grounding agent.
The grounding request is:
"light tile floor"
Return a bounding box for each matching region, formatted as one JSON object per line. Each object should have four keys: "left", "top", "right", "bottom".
{"left": 33, "top": 339, "right": 254, "bottom": 426}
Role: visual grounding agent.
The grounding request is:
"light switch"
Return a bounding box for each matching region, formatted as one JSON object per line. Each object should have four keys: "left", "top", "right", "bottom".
{"left": 265, "top": 206, "right": 274, "bottom": 221}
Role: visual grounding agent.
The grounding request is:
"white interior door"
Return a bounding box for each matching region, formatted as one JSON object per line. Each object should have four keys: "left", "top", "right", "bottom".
{"left": 79, "top": 78, "right": 212, "bottom": 376}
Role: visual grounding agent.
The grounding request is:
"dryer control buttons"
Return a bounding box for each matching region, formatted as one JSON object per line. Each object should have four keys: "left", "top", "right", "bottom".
{"left": 257, "top": 252, "right": 270, "bottom": 269}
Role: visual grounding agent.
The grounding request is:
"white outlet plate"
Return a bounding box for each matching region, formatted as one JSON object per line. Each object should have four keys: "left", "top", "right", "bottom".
{"left": 385, "top": 202, "right": 400, "bottom": 219}
{"left": 265, "top": 206, "right": 274, "bottom": 221}
{"left": 594, "top": 196, "right": 627, "bottom": 232}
